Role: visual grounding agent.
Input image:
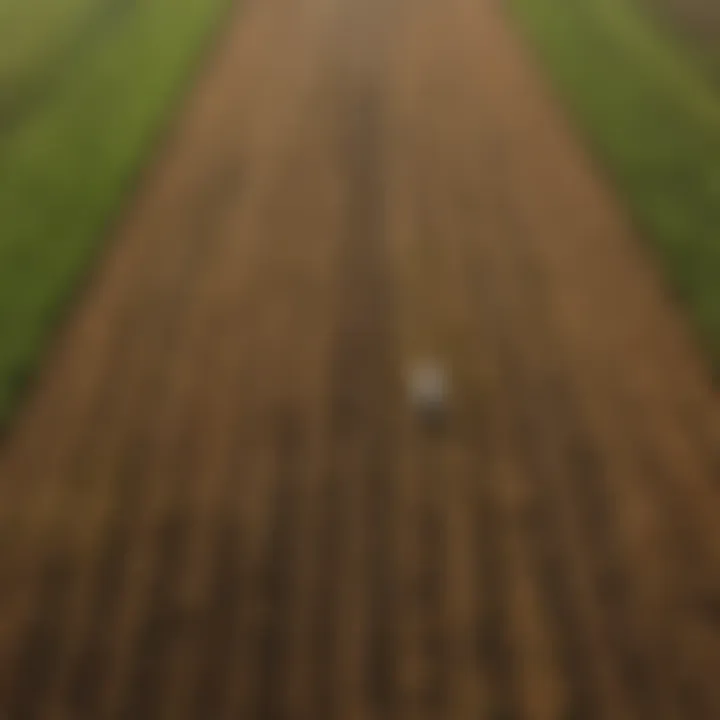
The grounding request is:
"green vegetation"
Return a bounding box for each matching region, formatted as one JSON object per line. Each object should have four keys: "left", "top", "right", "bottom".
{"left": 0, "top": 0, "right": 99, "bottom": 88}
{"left": 0, "top": 0, "right": 232, "bottom": 424}
{"left": 508, "top": 0, "right": 720, "bottom": 363}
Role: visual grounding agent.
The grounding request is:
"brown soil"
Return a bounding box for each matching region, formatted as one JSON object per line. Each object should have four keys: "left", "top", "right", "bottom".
{"left": 640, "top": 0, "right": 720, "bottom": 78}
{"left": 1, "top": 0, "right": 720, "bottom": 717}
{"left": 645, "top": 0, "right": 720, "bottom": 45}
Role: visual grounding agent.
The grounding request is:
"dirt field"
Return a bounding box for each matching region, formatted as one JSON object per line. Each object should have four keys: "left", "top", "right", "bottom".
{"left": 1, "top": 0, "right": 720, "bottom": 717}
{"left": 642, "top": 0, "right": 720, "bottom": 75}
{"left": 647, "top": 0, "right": 720, "bottom": 43}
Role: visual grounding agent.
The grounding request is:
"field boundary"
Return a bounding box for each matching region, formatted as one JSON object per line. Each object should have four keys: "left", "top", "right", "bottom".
{"left": 506, "top": 0, "right": 720, "bottom": 371}
{"left": 0, "top": 0, "right": 239, "bottom": 429}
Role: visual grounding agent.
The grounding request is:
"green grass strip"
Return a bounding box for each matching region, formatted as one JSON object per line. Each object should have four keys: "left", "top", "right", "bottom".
{"left": 0, "top": 0, "right": 101, "bottom": 87}
{"left": 0, "top": 0, "right": 234, "bottom": 425}
{"left": 508, "top": 0, "right": 720, "bottom": 365}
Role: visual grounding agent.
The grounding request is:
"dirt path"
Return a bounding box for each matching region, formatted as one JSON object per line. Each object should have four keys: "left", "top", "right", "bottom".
{"left": 1, "top": 0, "right": 720, "bottom": 717}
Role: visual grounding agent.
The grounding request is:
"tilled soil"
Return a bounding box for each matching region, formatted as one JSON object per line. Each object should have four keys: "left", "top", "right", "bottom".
{"left": 1, "top": 0, "right": 720, "bottom": 717}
